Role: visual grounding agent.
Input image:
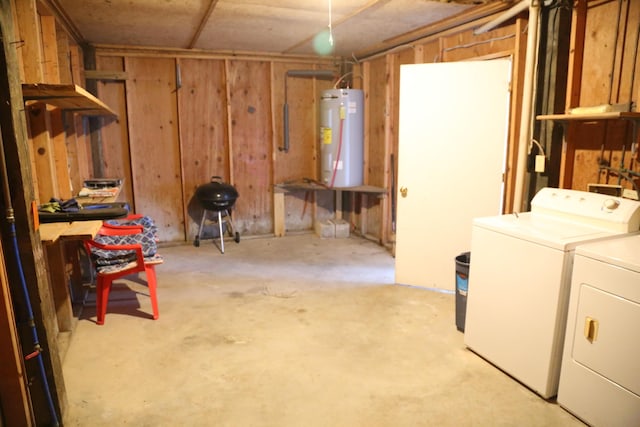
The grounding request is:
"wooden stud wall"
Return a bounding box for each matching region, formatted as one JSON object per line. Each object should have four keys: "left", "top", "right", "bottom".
{"left": 357, "top": 17, "right": 526, "bottom": 245}
{"left": 95, "top": 51, "right": 337, "bottom": 241}
{"left": 2, "top": 0, "right": 68, "bottom": 423}
{"left": 226, "top": 60, "right": 273, "bottom": 235}
{"left": 177, "top": 58, "right": 229, "bottom": 239}
{"left": 5, "top": 0, "right": 638, "bottom": 422}
{"left": 25, "top": 2, "right": 639, "bottom": 246}
{"left": 362, "top": 56, "right": 389, "bottom": 241}
{"left": 95, "top": 56, "right": 133, "bottom": 204}
{"left": 9, "top": 5, "right": 537, "bottom": 247}
{"left": 564, "top": 0, "right": 640, "bottom": 192}
{"left": 124, "top": 57, "right": 184, "bottom": 241}
{"left": 272, "top": 62, "right": 327, "bottom": 232}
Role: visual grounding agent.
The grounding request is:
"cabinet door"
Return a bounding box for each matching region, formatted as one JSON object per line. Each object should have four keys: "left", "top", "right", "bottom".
{"left": 395, "top": 60, "right": 511, "bottom": 290}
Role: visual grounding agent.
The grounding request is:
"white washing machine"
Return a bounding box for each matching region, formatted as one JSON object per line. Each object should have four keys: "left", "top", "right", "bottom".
{"left": 463, "top": 187, "right": 640, "bottom": 399}
{"left": 557, "top": 234, "right": 640, "bottom": 427}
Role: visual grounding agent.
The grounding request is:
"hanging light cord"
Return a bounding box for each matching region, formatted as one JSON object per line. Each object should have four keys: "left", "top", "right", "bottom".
{"left": 328, "top": 0, "right": 334, "bottom": 46}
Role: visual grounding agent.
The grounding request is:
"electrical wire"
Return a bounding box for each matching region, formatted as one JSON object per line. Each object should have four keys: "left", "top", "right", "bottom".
{"left": 530, "top": 138, "right": 546, "bottom": 156}
{"left": 328, "top": 0, "right": 334, "bottom": 47}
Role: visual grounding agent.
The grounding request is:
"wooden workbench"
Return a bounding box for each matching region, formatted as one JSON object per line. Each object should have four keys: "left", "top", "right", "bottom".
{"left": 38, "top": 186, "right": 121, "bottom": 352}
{"left": 273, "top": 182, "right": 387, "bottom": 237}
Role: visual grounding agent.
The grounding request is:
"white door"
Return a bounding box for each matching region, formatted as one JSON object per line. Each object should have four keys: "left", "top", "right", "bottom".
{"left": 395, "top": 60, "right": 511, "bottom": 290}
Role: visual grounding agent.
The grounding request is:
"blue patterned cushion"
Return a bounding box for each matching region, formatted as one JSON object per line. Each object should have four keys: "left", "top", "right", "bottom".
{"left": 104, "top": 216, "right": 158, "bottom": 257}
{"left": 90, "top": 233, "right": 138, "bottom": 266}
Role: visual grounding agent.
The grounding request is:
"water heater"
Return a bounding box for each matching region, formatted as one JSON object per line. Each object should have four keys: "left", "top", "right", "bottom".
{"left": 320, "top": 89, "right": 364, "bottom": 187}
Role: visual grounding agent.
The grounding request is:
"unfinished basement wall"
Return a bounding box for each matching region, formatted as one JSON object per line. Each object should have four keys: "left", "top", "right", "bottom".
{"left": 1, "top": 0, "right": 80, "bottom": 423}
{"left": 13, "top": 0, "right": 89, "bottom": 205}
{"left": 557, "top": 0, "right": 640, "bottom": 193}
{"left": 93, "top": 49, "right": 338, "bottom": 242}
{"left": 356, "top": 14, "right": 529, "bottom": 247}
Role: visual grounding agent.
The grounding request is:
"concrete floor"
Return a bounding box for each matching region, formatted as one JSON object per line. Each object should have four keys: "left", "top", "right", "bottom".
{"left": 62, "top": 234, "right": 584, "bottom": 426}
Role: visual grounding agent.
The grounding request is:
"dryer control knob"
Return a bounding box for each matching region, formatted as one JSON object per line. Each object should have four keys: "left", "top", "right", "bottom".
{"left": 603, "top": 199, "right": 620, "bottom": 211}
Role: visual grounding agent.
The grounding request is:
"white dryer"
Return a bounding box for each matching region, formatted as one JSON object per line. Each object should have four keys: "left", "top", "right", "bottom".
{"left": 558, "top": 234, "right": 640, "bottom": 427}
{"left": 464, "top": 187, "right": 640, "bottom": 399}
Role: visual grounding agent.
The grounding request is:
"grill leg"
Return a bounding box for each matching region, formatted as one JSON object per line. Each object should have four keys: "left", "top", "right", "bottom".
{"left": 218, "top": 210, "right": 225, "bottom": 254}
{"left": 195, "top": 209, "right": 208, "bottom": 247}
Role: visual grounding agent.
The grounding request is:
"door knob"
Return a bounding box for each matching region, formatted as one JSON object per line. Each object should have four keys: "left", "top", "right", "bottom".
{"left": 400, "top": 187, "right": 408, "bottom": 198}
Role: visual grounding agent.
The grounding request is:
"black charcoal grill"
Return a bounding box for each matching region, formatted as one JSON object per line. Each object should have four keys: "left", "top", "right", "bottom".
{"left": 194, "top": 176, "right": 240, "bottom": 253}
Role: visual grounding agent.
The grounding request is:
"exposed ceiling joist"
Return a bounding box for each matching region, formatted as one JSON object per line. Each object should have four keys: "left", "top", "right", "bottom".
{"left": 49, "top": 1, "right": 503, "bottom": 57}
{"left": 188, "top": 0, "right": 220, "bottom": 49}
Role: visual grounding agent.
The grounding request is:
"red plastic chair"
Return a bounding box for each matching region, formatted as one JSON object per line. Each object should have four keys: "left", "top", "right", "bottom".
{"left": 84, "top": 225, "right": 160, "bottom": 325}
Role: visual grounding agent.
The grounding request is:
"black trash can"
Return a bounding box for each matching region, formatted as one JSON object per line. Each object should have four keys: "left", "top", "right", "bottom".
{"left": 455, "top": 252, "right": 470, "bottom": 332}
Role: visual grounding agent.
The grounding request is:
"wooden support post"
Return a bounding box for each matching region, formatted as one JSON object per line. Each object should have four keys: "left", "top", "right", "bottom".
{"left": 49, "top": 108, "right": 72, "bottom": 199}
{"left": 83, "top": 44, "right": 104, "bottom": 177}
{"left": 381, "top": 54, "right": 394, "bottom": 245}
{"left": 13, "top": 0, "right": 44, "bottom": 82}
{"left": 40, "top": 15, "right": 60, "bottom": 83}
{"left": 273, "top": 191, "right": 285, "bottom": 237}
{"left": 43, "top": 243, "right": 71, "bottom": 333}
{"left": 26, "top": 103, "right": 58, "bottom": 203}
{"left": 1, "top": 0, "right": 67, "bottom": 422}
{"left": 560, "top": 0, "right": 587, "bottom": 188}
{"left": 224, "top": 59, "right": 235, "bottom": 183}
{"left": 335, "top": 190, "right": 343, "bottom": 220}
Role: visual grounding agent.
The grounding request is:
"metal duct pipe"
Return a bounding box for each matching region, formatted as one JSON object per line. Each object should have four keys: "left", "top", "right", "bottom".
{"left": 281, "top": 70, "right": 336, "bottom": 153}
{"left": 286, "top": 70, "right": 337, "bottom": 79}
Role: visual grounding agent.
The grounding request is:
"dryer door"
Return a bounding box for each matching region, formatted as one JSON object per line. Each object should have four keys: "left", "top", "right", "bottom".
{"left": 571, "top": 283, "right": 640, "bottom": 396}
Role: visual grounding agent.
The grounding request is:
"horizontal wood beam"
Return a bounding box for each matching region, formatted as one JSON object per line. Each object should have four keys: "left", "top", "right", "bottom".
{"left": 84, "top": 69, "right": 128, "bottom": 81}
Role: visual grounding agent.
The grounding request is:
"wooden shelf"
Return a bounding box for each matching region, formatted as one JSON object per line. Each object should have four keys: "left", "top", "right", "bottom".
{"left": 537, "top": 111, "right": 640, "bottom": 122}
{"left": 22, "top": 83, "right": 117, "bottom": 116}
{"left": 273, "top": 181, "right": 387, "bottom": 237}
{"left": 274, "top": 182, "right": 387, "bottom": 195}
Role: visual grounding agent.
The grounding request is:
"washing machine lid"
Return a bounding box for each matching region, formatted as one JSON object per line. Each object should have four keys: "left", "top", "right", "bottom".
{"left": 575, "top": 233, "right": 640, "bottom": 273}
{"left": 473, "top": 212, "right": 620, "bottom": 250}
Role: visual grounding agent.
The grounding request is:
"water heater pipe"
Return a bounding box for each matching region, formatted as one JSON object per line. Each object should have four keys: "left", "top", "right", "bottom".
{"left": 0, "top": 133, "right": 59, "bottom": 425}
{"left": 513, "top": 0, "right": 540, "bottom": 212}
{"left": 329, "top": 113, "right": 345, "bottom": 187}
{"left": 281, "top": 70, "right": 336, "bottom": 152}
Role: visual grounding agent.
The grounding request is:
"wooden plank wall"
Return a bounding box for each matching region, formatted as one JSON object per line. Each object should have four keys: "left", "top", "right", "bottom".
{"left": 226, "top": 60, "right": 273, "bottom": 235}
{"left": 567, "top": 0, "right": 640, "bottom": 192}
{"left": 272, "top": 63, "right": 326, "bottom": 232}
{"left": 358, "top": 18, "right": 526, "bottom": 246}
{"left": 95, "top": 51, "right": 338, "bottom": 242}
{"left": 177, "top": 58, "right": 229, "bottom": 240}
{"left": 2, "top": 0, "right": 70, "bottom": 423}
{"left": 124, "top": 57, "right": 184, "bottom": 241}
{"left": 362, "top": 56, "right": 389, "bottom": 242}
{"left": 95, "top": 56, "right": 133, "bottom": 204}
{"left": 16, "top": 5, "right": 535, "bottom": 248}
